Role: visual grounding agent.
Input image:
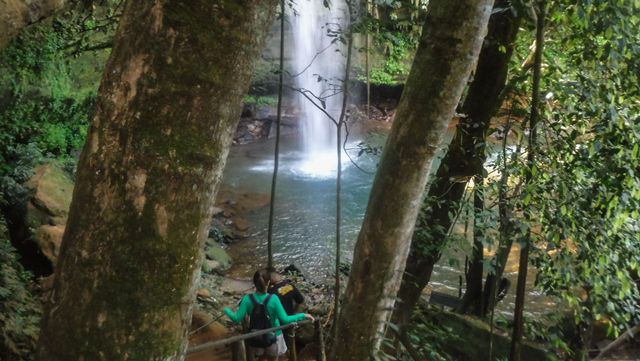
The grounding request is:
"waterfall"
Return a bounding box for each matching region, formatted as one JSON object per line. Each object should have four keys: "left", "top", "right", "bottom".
{"left": 291, "top": 0, "right": 347, "bottom": 177}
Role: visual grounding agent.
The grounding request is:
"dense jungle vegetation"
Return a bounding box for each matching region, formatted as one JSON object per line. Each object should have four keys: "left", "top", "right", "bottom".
{"left": 0, "top": 0, "right": 638, "bottom": 361}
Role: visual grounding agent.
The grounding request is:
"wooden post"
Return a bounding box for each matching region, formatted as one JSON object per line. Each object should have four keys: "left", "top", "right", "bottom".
{"left": 314, "top": 320, "right": 327, "bottom": 361}
{"left": 290, "top": 326, "right": 298, "bottom": 361}
{"left": 231, "top": 341, "right": 247, "bottom": 361}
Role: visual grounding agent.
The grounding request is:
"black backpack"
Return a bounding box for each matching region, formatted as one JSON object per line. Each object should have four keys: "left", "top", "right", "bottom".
{"left": 246, "top": 293, "right": 277, "bottom": 348}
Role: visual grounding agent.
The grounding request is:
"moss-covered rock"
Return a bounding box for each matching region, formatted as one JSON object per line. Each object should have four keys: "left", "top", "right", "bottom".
{"left": 203, "top": 243, "right": 232, "bottom": 274}
{"left": 26, "top": 163, "right": 73, "bottom": 228}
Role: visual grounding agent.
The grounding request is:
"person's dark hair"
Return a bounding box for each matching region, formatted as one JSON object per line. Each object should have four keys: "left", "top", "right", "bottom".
{"left": 253, "top": 269, "right": 271, "bottom": 293}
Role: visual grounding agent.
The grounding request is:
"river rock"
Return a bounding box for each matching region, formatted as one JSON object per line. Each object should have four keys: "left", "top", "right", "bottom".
{"left": 233, "top": 216, "right": 250, "bottom": 232}
{"left": 190, "top": 310, "right": 228, "bottom": 337}
{"left": 196, "top": 288, "right": 211, "bottom": 298}
{"left": 204, "top": 244, "right": 231, "bottom": 274}
{"left": 204, "top": 237, "right": 218, "bottom": 247}
{"left": 202, "top": 260, "right": 224, "bottom": 275}
{"left": 188, "top": 310, "right": 229, "bottom": 361}
{"left": 216, "top": 189, "right": 270, "bottom": 212}
{"left": 220, "top": 277, "right": 253, "bottom": 295}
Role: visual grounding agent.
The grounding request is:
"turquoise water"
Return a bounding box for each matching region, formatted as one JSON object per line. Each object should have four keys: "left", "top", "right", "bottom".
{"left": 222, "top": 131, "right": 382, "bottom": 279}
{"left": 221, "top": 130, "right": 554, "bottom": 316}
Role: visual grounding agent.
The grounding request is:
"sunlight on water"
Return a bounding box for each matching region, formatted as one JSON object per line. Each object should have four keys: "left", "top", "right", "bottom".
{"left": 248, "top": 146, "right": 359, "bottom": 180}
{"left": 294, "top": 150, "right": 339, "bottom": 178}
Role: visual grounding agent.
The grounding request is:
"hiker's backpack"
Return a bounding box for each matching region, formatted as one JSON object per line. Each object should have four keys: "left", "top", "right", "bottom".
{"left": 246, "top": 293, "right": 277, "bottom": 348}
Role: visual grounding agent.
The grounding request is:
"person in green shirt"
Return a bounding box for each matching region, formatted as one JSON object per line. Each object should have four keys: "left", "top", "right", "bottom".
{"left": 224, "top": 269, "right": 314, "bottom": 361}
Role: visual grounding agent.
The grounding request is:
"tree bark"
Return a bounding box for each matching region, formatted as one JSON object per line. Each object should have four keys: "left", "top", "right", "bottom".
{"left": 267, "top": 0, "right": 286, "bottom": 270}
{"left": 0, "top": 0, "right": 67, "bottom": 50}
{"left": 391, "top": 1, "right": 520, "bottom": 332}
{"left": 331, "top": 1, "right": 493, "bottom": 360}
{"left": 36, "top": 1, "right": 277, "bottom": 360}
{"left": 458, "top": 172, "right": 486, "bottom": 316}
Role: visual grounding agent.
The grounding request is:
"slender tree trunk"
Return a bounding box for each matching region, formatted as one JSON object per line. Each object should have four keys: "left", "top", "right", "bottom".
{"left": 331, "top": 1, "right": 492, "bottom": 360}
{"left": 458, "top": 172, "right": 486, "bottom": 316}
{"left": 365, "top": 0, "right": 371, "bottom": 118}
{"left": 484, "top": 113, "right": 523, "bottom": 317}
{"left": 391, "top": 1, "right": 520, "bottom": 333}
{"left": 334, "top": 121, "right": 342, "bottom": 339}
{"left": 333, "top": 1, "right": 354, "bottom": 341}
{"left": 267, "top": 0, "right": 286, "bottom": 270}
{"left": 36, "top": 1, "right": 277, "bottom": 360}
{"left": 509, "top": 1, "right": 546, "bottom": 360}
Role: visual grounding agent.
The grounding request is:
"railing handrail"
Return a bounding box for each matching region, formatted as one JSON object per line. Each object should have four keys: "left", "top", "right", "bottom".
{"left": 186, "top": 319, "right": 312, "bottom": 354}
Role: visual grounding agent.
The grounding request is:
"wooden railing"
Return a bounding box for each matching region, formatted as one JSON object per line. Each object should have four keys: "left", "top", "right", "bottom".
{"left": 187, "top": 319, "right": 326, "bottom": 361}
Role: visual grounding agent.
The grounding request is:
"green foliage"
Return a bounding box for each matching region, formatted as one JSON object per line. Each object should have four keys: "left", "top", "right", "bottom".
{"left": 406, "top": 311, "right": 458, "bottom": 361}
{"left": 0, "top": 2, "right": 117, "bottom": 206}
{"left": 248, "top": 57, "right": 279, "bottom": 95}
{"left": 0, "top": 94, "right": 95, "bottom": 206}
{"left": 523, "top": 313, "right": 572, "bottom": 357}
{"left": 527, "top": 0, "right": 640, "bottom": 336}
{"left": 1, "top": 96, "right": 94, "bottom": 158}
{"left": 0, "top": 212, "right": 41, "bottom": 361}
{"left": 0, "top": 143, "right": 43, "bottom": 209}
{"left": 368, "top": 31, "right": 416, "bottom": 85}
{"left": 243, "top": 95, "right": 278, "bottom": 107}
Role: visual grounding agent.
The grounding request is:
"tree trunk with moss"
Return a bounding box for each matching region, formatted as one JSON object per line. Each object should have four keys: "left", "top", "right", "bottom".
{"left": 36, "top": 1, "right": 277, "bottom": 360}
{"left": 390, "top": 1, "right": 520, "bottom": 333}
{"left": 331, "top": 1, "right": 492, "bottom": 360}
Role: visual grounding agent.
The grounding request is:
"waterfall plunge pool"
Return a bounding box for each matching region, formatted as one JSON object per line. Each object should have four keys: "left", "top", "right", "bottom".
{"left": 220, "top": 129, "right": 554, "bottom": 318}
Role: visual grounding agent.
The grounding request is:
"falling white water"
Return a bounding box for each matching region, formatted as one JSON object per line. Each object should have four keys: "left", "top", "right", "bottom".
{"left": 291, "top": 0, "right": 347, "bottom": 178}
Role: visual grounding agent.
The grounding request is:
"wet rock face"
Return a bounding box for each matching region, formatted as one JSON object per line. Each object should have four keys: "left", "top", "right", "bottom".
{"left": 234, "top": 117, "right": 273, "bottom": 145}
{"left": 233, "top": 102, "right": 299, "bottom": 145}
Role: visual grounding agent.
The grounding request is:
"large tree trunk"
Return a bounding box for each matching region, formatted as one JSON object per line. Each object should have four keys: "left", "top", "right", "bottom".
{"left": 0, "top": 0, "right": 67, "bottom": 50}
{"left": 331, "top": 1, "right": 492, "bottom": 360}
{"left": 391, "top": 1, "right": 520, "bottom": 332}
{"left": 36, "top": 1, "right": 277, "bottom": 360}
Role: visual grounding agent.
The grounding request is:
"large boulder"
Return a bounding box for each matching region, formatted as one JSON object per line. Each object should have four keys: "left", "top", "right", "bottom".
{"left": 187, "top": 310, "right": 230, "bottom": 361}
{"left": 25, "top": 163, "right": 73, "bottom": 266}
{"left": 26, "top": 163, "right": 73, "bottom": 227}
